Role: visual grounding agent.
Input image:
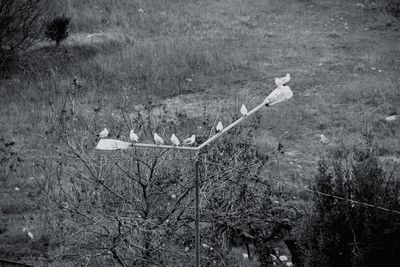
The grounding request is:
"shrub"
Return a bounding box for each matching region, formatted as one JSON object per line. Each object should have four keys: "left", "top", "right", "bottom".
{"left": 45, "top": 15, "right": 71, "bottom": 46}
{"left": 300, "top": 134, "right": 400, "bottom": 267}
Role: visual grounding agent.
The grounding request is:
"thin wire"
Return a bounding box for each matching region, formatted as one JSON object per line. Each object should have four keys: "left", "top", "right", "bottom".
{"left": 204, "top": 160, "right": 400, "bottom": 216}
{"left": 24, "top": 150, "right": 400, "bottom": 215}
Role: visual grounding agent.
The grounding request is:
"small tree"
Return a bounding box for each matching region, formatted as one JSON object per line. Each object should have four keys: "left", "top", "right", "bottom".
{"left": 0, "top": 0, "right": 48, "bottom": 67}
{"left": 45, "top": 15, "right": 71, "bottom": 46}
{"left": 300, "top": 134, "right": 400, "bottom": 267}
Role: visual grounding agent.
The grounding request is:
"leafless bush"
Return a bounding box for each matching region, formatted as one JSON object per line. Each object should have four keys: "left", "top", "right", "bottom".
{"left": 32, "top": 87, "right": 300, "bottom": 266}
{"left": 0, "top": 0, "right": 48, "bottom": 67}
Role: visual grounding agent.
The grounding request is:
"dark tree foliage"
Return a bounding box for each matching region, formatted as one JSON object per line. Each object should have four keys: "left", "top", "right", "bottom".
{"left": 44, "top": 15, "right": 71, "bottom": 46}
{"left": 0, "top": 0, "right": 48, "bottom": 67}
{"left": 196, "top": 117, "right": 300, "bottom": 266}
{"left": 301, "top": 136, "right": 400, "bottom": 267}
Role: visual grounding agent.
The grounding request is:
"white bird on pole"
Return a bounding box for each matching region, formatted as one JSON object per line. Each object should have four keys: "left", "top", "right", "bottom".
{"left": 99, "top": 128, "right": 109, "bottom": 138}
{"left": 182, "top": 134, "right": 196, "bottom": 146}
{"left": 275, "top": 73, "right": 290, "bottom": 86}
{"left": 216, "top": 121, "right": 223, "bottom": 132}
{"left": 154, "top": 133, "right": 164, "bottom": 145}
{"left": 130, "top": 130, "right": 139, "bottom": 143}
{"left": 240, "top": 104, "right": 248, "bottom": 116}
{"left": 264, "top": 85, "right": 293, "bottom": 106}
{"left": 171, "top": 133, "right": 180, "bottom": 146}
{"left": 27, "top": 231, "right": 34, "bottom": 239}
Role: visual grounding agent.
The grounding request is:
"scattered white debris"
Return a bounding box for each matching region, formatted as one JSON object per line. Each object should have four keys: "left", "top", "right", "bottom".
{"left": 286, "top": 262, "right": 293, "bottom": 267}
{"left": 385, "top": 115, "right": 398, "bottom": 122}
{"left": 99, "top": 128, "right": 109, "bottom": 138}
{"left": 216, "top": 121, "right": 223, "bottom": 132}
{"left": 319, "top": 134, "right": 328, "bottom": 143}
{"left": 15, "top": 187, "right": 20, "bottom": 191}
{"left": 130, "top": 130, "right": 139, "bottom": 142}
{"left": 185, "top": 246, "right": 190, "bottom": 252}
{"left": 154, "top": 133, "right": 164, "bottom": 145}
{"left": 240, "top": 104, "right": 248, "bottom": 116}
{"left": 279, "top": 255, "right": 288, "bottom": 261}
{"left": 171, "top": 133, "right": 180, "bottom": 146}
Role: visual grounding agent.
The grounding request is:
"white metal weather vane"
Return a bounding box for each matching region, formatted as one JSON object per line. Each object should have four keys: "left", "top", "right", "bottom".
{"left": 96, "top": 75, "right": 293, "bottom": 151}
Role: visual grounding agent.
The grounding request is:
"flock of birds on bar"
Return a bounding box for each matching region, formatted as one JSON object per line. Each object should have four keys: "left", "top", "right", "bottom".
{"left": 98, "top": 74, "right": 292, "bottom": 147}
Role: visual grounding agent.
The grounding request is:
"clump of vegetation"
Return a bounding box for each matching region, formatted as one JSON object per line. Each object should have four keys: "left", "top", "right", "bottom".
{"left": 45, "top": 15, "right": 71, "bottom": 46}
{"left": 299, "top": 133, "right": 400, "bottom": 267}
{"left": 386, "top": 0, "right": 400, "bottom": 19}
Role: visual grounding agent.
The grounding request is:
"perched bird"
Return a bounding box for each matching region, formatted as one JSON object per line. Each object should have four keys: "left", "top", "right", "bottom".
{"left": 27, "top": 231, "right": 34, "bottom": 240}
{"left": 154, "top": 133, "right": 164, "bottom": 145}
{"left": 182, "top": 135, "right": 196, "bottom": 146}
{"left": 99, "top": 128, "right": 109, "bottom": 138}
{"left": 264, "top": 85, "right": 293, "bottom": 106}
{"left": 171, "top": 133, "right": 180, "bottom": 146}
{"left": 129, "top": 130, "right": 139, "bottom": 143}
{"left": 275, "top": 77, "right": 284, "bottom": 87}
{"left": 276, "top": 73, "right": 291, "bottom": 85}
{"left": 216, "top": 121, "right": 223, "bottom": 132}
{"left": 240, "top": 104, "right": 248, "bottom": 116}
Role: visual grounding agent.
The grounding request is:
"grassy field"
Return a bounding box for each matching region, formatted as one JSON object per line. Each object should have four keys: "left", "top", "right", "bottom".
{"left": 1, "top": 0, "right": 400, "bottom": 265}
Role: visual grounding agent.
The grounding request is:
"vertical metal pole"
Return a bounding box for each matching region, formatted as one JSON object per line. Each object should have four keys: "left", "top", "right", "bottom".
{"left": 195, "top": 158, "right": 200, "bottom": 267}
